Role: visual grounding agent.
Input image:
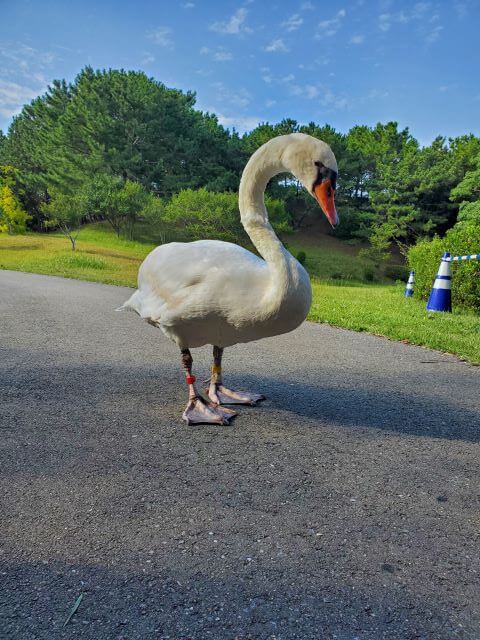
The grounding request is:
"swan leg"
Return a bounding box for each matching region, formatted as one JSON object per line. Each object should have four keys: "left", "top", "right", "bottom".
{"left": 207, "top": 346, "right": 265, "bottom": 406}
{"left": 180, "top": 349, "right": 237, "bottom": 425}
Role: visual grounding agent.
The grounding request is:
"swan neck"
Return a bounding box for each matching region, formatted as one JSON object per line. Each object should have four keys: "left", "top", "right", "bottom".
{"left": 238, "top": 143, "right": 286, "bottom": 260}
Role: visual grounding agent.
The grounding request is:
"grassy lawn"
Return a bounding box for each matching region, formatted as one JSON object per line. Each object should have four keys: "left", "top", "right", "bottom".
{"left": 310, "top": 280, "right": 480, "bottom": 365}
{"left": 0, "top": 226, "right": 151, "bottom": 288}
{"left": 1, "top": 225, "right": 479, "bottom": 364}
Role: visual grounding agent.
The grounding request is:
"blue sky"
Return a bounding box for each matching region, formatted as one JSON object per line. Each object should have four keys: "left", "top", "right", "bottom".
{"left": 1, "top": 0, "right": 479, "bottom": 145}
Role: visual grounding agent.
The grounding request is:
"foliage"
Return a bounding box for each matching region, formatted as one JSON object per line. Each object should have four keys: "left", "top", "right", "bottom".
{"left": 296, "top": 250, "right": 306, "bottom": 265}
{"left": 164, "top": 188, "right": 290, "bottom": 244}
{"left": 408, "top": 220, "right": 480, "bottom": 311}
{"left": 384, "top": 264, "right": 409, "bottom": 282}
{"left": 41, "top": 189, "right": 85, "bottom": 250}
{"left": 2, "top": 65, "right": 480, "bottom": 254}
{"left": 0, "top": 130, "right": 6, "bottom": 162}
{"left": 82, "top": 173, "right": 154, "bottom": 238}
{"left": 332, "top": 205, "right": 377, "bottom": 242}
{"left": 0, "top": 166, "right": 30, "bottom": 233}
{"left": 408, "top": 142, "right": 480, "bottom": 311}
{"left": 3, "top": 68, "right": 244, "bottom": 209}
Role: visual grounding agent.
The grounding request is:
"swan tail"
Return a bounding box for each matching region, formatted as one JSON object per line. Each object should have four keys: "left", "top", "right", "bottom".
{"left": 116, "top": 290, "right": 142, "bottom": 314}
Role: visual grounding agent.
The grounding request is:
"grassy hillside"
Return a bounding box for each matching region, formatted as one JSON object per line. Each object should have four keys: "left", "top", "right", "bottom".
{"left": 0, "top": 226, "right": 151, "bottom": 287}
{"left": 1, "top": 224, "right": 479, "bottom": 364}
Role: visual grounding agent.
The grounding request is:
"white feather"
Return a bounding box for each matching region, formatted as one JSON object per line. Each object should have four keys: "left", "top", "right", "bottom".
{"left": 122, "top": 133, "right": 337, "bottom": 350}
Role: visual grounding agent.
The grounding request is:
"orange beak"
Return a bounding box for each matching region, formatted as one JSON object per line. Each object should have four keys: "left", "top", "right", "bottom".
{"left": 314, "top": 180, "right": 339, "bottom": 228}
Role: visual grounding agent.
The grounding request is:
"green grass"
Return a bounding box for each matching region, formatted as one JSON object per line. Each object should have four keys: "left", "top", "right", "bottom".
{"left": 0, "top": 225, "right": 151, "bottom": 287}
{"left": 310, "top": 280, "right": 480, "bottom": 365}
{"left": 1, "top": 224, "right": 479, "bottom": 364}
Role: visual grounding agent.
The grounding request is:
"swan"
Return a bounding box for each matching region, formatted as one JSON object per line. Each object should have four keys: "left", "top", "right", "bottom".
{"left": 121, "top": 133, "right": 338, "bottom": 424}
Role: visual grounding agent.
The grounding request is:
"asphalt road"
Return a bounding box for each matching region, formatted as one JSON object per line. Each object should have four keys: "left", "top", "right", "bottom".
{"left": 1, "top": 270, "right": 480, "bottom": 640}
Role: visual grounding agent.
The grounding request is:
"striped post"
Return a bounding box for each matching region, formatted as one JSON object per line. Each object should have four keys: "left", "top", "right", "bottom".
{"left": 450, "top": 253, "right": 480, "bottom": 262}
{"left": 426, "top": 252, "right": 452, "bottom": 312}
{"left": 404, "top": 270, "right": 415, "bottom": 297}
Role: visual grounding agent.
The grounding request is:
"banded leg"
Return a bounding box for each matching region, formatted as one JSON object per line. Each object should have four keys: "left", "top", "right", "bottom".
{"left": 181, "top": 349, "right": 236, "bottom": 425}
{"left": 207, "top": 346, "right": 265, "bottom": 406}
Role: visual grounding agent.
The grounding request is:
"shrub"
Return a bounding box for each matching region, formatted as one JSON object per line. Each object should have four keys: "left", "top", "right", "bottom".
{"left": 384, "top": 264, "right": 409, "bottom": 282}
{"left": 408, "top": 219, "right": 480, "bottom": 311}
{"left": 331, "top": 205, "right": 377, "bottom": 242}
{"left": 164, "top": 188, "right": 291, "bottom": 244}
{"left": 83, "top": 174, "right": 151, "bottom": 239}
{"left": 41, "top": 189, "right": 85, "bottom": 250}
{"left": 0, "top": 166, "right": 30, "bottom": 234}
{"left": 296, "top": 250, "right": 306, "bottom": 265}
{"left": 363, "top": 267, "right": 375, "bottom": 282}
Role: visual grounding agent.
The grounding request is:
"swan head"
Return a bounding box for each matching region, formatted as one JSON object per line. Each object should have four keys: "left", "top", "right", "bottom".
{"left": 281, "top": 133, "right": 339, "bottom": 228}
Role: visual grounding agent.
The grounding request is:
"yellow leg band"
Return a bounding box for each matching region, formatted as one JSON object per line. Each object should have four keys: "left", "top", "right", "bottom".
{"left": 212, "top": 364, "right": 222, "bottom": 375}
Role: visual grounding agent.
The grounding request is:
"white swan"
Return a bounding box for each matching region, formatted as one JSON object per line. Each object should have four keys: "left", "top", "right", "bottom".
{"left": 121, "top": 133, "right": 338, "bottom": 424}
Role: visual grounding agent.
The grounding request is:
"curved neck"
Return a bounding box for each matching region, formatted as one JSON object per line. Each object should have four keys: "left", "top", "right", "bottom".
{"left": 238, "top": 139, "right": 288, "bottom": 263}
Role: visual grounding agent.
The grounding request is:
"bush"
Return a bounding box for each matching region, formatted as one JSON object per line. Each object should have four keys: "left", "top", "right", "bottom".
{"left": 384, "top": 264, "right": 409, "bottom": 282}
{"left": 0, "top": 166, "right": 30, "bottom": 234}
{"left": 296, "top": 250, "right": 306, "bottom": 265}
{"left": 363, "top": 267, "right": 375, "bottom": 282}
{"left": 164, "top": 188, "right": 291, "bottom": 244}
{"left": 331, "top": 205, "right": 377, "bottom": 242}
{"left": 408, "top": 219, "right": 480, "bottom": 311}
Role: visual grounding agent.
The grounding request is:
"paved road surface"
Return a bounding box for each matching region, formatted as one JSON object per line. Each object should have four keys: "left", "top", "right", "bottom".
{"left": 1, "top": 270, "right": 480, "bottom": 640}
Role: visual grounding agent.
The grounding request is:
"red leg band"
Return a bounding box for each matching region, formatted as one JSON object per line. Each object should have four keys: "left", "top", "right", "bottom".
{"left": 186, "top": 375, "right": 196, "bottom": 385}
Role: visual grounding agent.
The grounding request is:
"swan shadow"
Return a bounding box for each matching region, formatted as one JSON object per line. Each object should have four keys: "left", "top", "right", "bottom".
{"left": 225, "top": 371, "right": 480, "bottom": 443}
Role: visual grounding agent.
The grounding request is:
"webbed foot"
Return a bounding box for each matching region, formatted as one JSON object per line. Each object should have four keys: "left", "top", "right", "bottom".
{"left": 207, "top": 383, "right": 265, "bottom": 406}
{"left": 182, "top": 395, "right": 237, "bottom": 425}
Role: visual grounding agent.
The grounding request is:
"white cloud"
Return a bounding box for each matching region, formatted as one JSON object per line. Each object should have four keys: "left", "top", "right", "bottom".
{"left": 366, "top": 88, "right": 389, "bottom": 99}
{"left": 200, "top": 47, "right": 233, "bottom": 62}
{"left": 147, "top": 26, "right": 173, "bottom": 47}
{"left": 378, "top": 3, "right": 439, "bottom": 37}
{"left": 321, "top": 89, "right": 348, "bottom": 109}
{"left": 210, "top": 8, "right": 250, "bottom": 35}
{"left": 0, "top": 80, "right": 41, "bottom": 119}
{"left": 211, "top": 82, "right": 251, "bottom": 108}
{"left": 379, "top": 13, "right": 391, "bottom": 31}
{"left": 301, "top": 1, "right": 314, "bottom": 9}
{"left": 266, "top": 99, "right": 277, "bottom": 107}
{"left": 0, "top": 42, "right": 56, "bottom": 76}
{"left": 264, "top": 38, "right": 289, "bottom": 53}
{"left": 182, "top": 2, "right": 195, "bottom": 7}
{"left": 350, "top": 34, "right": 365, "bottom": 44}
{"left": 140, "top": 52, "right": 155, "bottom": 65}
{"left": 282, "top": 14, "right": 303, "bottom": 31}
{"left": 216, "top": 112, "right": 260, "bottom": 132}
{"left": 213, "top": 50, "right": 233, "bottom": 61}
{"left": 425, "top": 24, "right": 443, "bottom": 43}
{"left": 316, "top": 9, "right": 346, "bottom": 38}
{"left": 265, "top": 71, "right": 348, "bottom": 109}
{"left": 0, "top": 43, "right": 54, "bottom": 126}
{"left": 454, "top": 1, "right": 468, "bottom": 18}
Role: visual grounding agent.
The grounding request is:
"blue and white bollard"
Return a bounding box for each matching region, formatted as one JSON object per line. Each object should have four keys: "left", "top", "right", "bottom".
{"left": 404, "top": 270, "right": 415, "bottom": 297}
{"left": 426, "top": 252, "right": 452, "bottom": 312}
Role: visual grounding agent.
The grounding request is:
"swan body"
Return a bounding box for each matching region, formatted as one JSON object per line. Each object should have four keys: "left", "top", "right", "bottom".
{"left": 123, "top": 133, "right": 337, "bottom": 350}
{"left": 124, "top": 239, "right": 311, "bottom": 349}
{"left": 121, "top": 133, "right": 338, "bottom": 424}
